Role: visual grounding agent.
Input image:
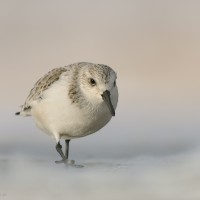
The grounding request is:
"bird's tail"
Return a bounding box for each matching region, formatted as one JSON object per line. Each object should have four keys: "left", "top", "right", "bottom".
{"left": 15, "top": 109, "right": 31, "bottom": 116}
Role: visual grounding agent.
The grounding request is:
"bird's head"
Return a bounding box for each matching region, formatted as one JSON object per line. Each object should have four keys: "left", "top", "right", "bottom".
{"left": 79, "top": 63, "right": 118, "bottom": 116}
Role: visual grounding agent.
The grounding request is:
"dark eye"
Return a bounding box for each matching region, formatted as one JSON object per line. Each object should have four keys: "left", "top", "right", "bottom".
{"left": 89, "top": 78, "right": 96, "bottom": 86}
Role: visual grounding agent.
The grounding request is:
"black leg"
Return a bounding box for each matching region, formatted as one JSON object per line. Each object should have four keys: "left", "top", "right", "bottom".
{"left": 55, "top": 142, "right": 65, "bottom": 161}
{"left": 55, "top": 140, "right": 74, "bottom": 165}
{"left": 65, "top": 140, "right": 70, "bottom": 159}
{"left": 55, "top": 140, "right": 77, "bottom": 166}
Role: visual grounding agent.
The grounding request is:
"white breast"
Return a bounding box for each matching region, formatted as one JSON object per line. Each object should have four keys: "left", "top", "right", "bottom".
{"left": 30, "top": 77, "right": 115, "bottom": 142}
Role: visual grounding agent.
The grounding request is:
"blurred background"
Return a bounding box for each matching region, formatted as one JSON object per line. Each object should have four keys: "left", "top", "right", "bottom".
{"left": 0, "top": 0, "right": 200, "bottom": 199}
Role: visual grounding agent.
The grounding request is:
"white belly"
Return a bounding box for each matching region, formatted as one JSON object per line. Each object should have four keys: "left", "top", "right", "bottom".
{"left": 31, "top": 93, "right": 112, "bottom": 142}
{"left": 30, "top": 77, "right": 118, "bottom": 142}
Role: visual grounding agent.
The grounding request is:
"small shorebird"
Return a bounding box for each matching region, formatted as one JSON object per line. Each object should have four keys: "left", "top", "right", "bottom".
{"left": 16, "top": 62, "right": 118, "bottom": 165}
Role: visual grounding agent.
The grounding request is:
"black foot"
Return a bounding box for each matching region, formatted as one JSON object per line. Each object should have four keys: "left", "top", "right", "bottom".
{"left": 55, "top": 159, "right": 84, "bottom": 168}
{"left": 55, "top": 159, "right": 75, "bottom": 165}
{"left": 55, "top": 140, "right": 83, "bottom": 167}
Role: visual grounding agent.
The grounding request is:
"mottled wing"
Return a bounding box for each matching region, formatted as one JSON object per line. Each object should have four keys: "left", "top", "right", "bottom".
{"left": 20, "top": 67, "right": 68, "bottom": 115}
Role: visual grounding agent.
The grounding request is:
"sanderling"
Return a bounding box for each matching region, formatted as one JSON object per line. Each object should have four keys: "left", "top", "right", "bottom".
{"left": 16, "top": 62, "right": 118, "bottom": 165}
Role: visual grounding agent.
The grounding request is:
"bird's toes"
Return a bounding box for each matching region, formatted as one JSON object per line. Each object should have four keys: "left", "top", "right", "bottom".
{"left": 55, "top": 159, "right": 75, "bottom": 165}
{"left": 55, "top": 159, "right": 65, "bottom": 164}
{"left": 66, "top": 159, "right": 75, "bottom": 165}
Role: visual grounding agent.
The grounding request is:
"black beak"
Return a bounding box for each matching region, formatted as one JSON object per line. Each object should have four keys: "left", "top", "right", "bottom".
{"left": 101, "top": 90, "right": 115, "bottom": 116}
